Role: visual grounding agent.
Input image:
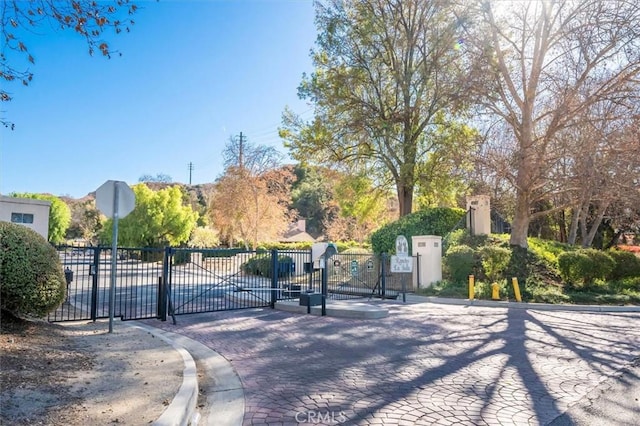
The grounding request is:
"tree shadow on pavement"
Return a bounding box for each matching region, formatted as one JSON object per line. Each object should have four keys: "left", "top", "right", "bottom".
{"left": 150, "top": 304, "right": 640, "bottom": 425}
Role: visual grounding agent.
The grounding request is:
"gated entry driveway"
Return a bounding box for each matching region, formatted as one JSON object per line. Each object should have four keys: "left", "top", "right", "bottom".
{"left": 149, "top": 302, "right": 640, "bottom": 425}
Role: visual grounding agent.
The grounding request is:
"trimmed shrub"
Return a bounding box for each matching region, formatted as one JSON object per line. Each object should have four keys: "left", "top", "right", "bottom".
{"left": 443, "top": 229, "right": 488, "bottom": 253}
{"left": 172, "top": 249, "right": 191, "bottom": 265}
{"left": 370, "top": 207, "right": 466, "bottom": 254}
{"left": 478, "top": 246, "right": 512, "bottom": 283}
{"left": 527, "top": 237, "right": 571, "bottom": 270}
{"left": 444, "top": 244, "right": 478, "bottom": 284}
{"left": 607, "top": 250, "right": 640, "bottom": 280}
{"left": 558, "top": 249, "right": 614, "bottom": 288}
{"left": 242, "top": 253, "right": 294, "bottom": 278}
{"left": 0, "top": 222, "right": 66, "bottom": 318}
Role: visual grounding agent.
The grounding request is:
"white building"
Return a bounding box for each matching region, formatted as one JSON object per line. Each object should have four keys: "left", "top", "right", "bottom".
{"left": 0, "top": 196, "right": 51, "bottom": 239}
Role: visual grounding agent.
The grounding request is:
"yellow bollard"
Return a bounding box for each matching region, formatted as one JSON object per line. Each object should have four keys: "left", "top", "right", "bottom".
{"left": 512, "top": 277, "right": 522, "bottom": 302}
{"left": 491, "top": 282, "right": 500, "bottom": 300}
{"left": 468, "top": 275, "right": 475, "bottom": 300}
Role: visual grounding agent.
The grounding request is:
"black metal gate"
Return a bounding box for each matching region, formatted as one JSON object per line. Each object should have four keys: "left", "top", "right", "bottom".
{"left": 49, "top": 246, "right": 403, "bottom": 323}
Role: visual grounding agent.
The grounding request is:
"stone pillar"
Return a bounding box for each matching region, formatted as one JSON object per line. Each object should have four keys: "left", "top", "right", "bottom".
{"left": 466, "top": 195, "right": 491, "bottom": 235}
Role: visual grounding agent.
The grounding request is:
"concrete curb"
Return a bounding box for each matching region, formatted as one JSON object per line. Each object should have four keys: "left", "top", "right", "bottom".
{"left": 275, "top": 300, "right": 389, "bottom": 319}
{"left": 130, "top": 322, "right": 199, "bottom": 426}
{"left": 405, "top": 295, "right": 640, "bottom": 312}
{"left": 138, "top": 324, "right": 245, "bottom": 426}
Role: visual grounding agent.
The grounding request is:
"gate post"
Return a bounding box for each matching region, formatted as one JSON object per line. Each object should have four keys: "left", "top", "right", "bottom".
{"left": 270, "top": 249, "right": 278, "bottom": 309}
{"left": 157, "top": 276, "right": 166, "bottom": 321}
{"left": 90, "top": 247, "right": 101, "bottom": 321}
{"left": 321, "top": 255, "right": 328, "bottom": 316}
{"left": 380, "top": 253, "right": 387, "bottom": 298}
{"left": 159, "top": 247, "right": 171, "bottom": 321}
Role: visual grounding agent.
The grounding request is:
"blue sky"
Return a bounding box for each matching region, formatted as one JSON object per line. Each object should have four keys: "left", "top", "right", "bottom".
{"left": 1, "top": 0, "right": 316, "bottom": 198}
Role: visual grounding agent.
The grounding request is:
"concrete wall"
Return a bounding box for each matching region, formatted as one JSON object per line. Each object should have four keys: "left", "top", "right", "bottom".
{"left": 0, "top": 196, "right": 51, "bottom": 239}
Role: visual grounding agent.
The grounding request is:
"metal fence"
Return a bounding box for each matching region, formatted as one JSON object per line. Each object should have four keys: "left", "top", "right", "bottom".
{"left": 51, "top": 246, "right": 404, "bottom": 323}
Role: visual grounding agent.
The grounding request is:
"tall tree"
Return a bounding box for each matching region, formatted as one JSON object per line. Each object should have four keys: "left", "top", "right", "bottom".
{"left": 564, "top": 108, "right": 640, "bottom": 246}
{"left": 290, "top": 165, "right": 336, "bottom": 238}
{"left": 10, "top": 192, "right": 71, "bottom": 244}
{"left": 210, "top": 138, "right": 290, "bottom": 249}
{"left": 469, "top": 0, "right": 640, "bottom": 247}
{"left": 65, "top": 198, "right": 103, "bottom": 243}
{"left": 332, "top": 173, "right": 391, "bottom": 242}
{"left": 280, "top": 0, "right": 472, "bottom": 217}
{"left": 100, "top": 184, "right": 198, "bottom": 247}
{"left": 1, "top": 0, "right": 138, "bottom": 128}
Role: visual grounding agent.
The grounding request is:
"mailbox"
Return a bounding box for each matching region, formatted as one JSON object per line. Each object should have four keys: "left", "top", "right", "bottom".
{"left": 64, "top": 268, "right": 74, "bottom": 285}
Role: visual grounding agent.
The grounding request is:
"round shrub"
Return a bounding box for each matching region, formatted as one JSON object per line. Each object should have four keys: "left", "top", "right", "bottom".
{"left": 558, "top": 248, "right": 614, "bottom": 288}
{"left": 0, "top": 222, "right": 66, "bottom": 318}
{"left": 444, "top": 244, "right": 478, "bottom": 284}
{"left": 607, "top": 249, "right": 640, "bottom": 280}
{"left": 478, "top": 246, "right": 512, "bottom": 283}
{"left": 558, "top": 251, "right": 590, "bottom": 286}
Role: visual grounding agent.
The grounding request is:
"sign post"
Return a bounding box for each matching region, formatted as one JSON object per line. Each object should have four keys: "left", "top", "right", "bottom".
{"left": 95, "top": 180, "right": 136, "bottom": 333}
{"left": 390, "top": 235, "right": 412, "bottom": 303}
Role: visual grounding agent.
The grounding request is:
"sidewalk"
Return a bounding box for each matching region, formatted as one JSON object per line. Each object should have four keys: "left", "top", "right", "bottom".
{"left": 52, "top": 319, "right": 241, "bottom": 426}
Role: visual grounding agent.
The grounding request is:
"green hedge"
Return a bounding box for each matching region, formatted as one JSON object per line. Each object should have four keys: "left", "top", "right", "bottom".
{"left": 370, "top": 207, "right": 466, "bottom": 254}
{"left": 444, "top": 244, "right": 478, "bottom": 284}
{"left": 0, "top": 222, "right": 66, "bottom": 318}
{"left": 607, "top": 250, "right": 640, "bottom": 280}
{"left": 558, "top": 248, "right": 614, "bottom": 288}
{"left": 242, "top": 254, "right": 294, "bottom": 278}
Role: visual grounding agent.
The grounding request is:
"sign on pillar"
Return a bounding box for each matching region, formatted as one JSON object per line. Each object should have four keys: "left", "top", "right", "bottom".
{"left": 390, "top": 235, "right": 412, "bottom": 273}
{"left": 391, "top": 235, "right": 412, "bottom": 303}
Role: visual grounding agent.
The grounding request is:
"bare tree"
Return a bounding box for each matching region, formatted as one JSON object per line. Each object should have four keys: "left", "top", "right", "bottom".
{"left": 210, "top": 138, "right": 290, "bottom": 249}
{"left": 564, "top": 105, "right": 640, "bottom": 246}
{"left": 468, "top": 0, "right": 640, "bottom": 247}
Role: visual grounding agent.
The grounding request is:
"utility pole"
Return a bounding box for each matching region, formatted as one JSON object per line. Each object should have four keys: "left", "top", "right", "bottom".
{"left": 238, "top": 131, "right": 245, "bottom": 168}
{"left": 188, "top": 162, "right": 194, "bottom": 185}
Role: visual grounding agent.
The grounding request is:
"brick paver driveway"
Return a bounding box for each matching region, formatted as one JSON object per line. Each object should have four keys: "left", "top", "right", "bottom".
{"left": 153, "top": 302, "right": 640, "bottom": 425}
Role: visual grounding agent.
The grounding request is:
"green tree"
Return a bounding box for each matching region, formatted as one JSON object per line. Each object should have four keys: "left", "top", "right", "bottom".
{"left": 100, "top": 184, "right": 198, "bottom": 247}
{"left": 1, "top": 0, "right": 139, "bottom": 128}
{"left": 414, "top": 113, "right": 479, "bottom": 209}
{"left": 291, "top": 165, "right": 336, "bottom": 238}
{"left": 280, "top": 0, "right": 472, "bottom": 217}
{"left": 10, "top": 193, "right": 71, "bottom": 244}
{"left": 332, "top": 173, "right": 391, "bottom": 242}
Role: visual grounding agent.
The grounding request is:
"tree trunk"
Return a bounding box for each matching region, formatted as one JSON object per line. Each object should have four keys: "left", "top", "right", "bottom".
{"left": 509, "top": 107, "right": 536, "bottom": 249}
{"left": 558, "top": 210, "right": 567, "bottom": 243}
{"left": 509, "top": 192, "right": 531, "bottom": 248}
{"left": 568, "top": 207, "right": 581, "bottom": 245}
{"left": 397, "top": 182, "right": 414, "bottom": 218}
{"left": 582, "top": 201, "right": 610, "bottom": 247}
